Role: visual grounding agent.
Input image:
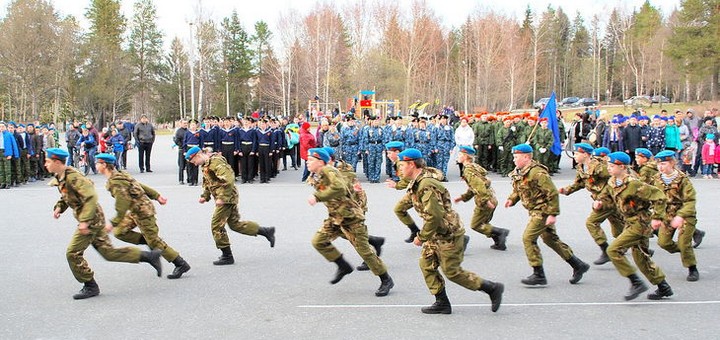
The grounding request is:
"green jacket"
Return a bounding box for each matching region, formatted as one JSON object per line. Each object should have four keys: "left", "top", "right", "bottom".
{"left": 311, "top": 166, "right": 364, "bottom": 225}
{"left": 563, "top": 158, "right": 611, "bottom": 201}
{"left": 508, "top": 161, "right": 560, "bottom": 215}
{"left": 201, "top": 154, "right": 238, "bottom": 204}
{"left": 636, "top": 161, "right": 659, "bottom": 184}
{"left": 597, "top": 175, "right": 666, "bottom": 222}
{"left": 651, "top": 171, "right": 696, "bottom": 219}
{"left": 105, "top": 170, "right": 160, "bottom": 226}
{"left": 407, "top": 169, "right": 463, "bottom": 242}
{"left": 51, "top": 167, "right": 100, "bottom": 223}
{"left": 460, "top": 163, "right": 497, "bottom": 207}
{"left": 495, "top": 125, "right": 517, "bottom": 147}
{"left": 473, "top": 121, "right": 495, "bottom": 145}
{"left": 395, "top": 161, "right": 444, "bottom": 190}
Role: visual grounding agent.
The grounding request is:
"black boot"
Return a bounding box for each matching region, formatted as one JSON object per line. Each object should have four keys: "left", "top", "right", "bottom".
{"left": 693, "top": 229, "right": 706, "bottom": 248}
{"left": 593, "top": 242, "right": 610, "bottom": 265}
{"left": 479, "top": 280, "right": 504, "bottom": 312}
{"left": 490, "top": 227, "right": 509, "bottom": 251}
{"left": 687, "top": 265, "right": 699, "bottom": 282}
{"left": 213, "top": 247, "right": 235, "bottom": 265}
{"left": 357, "top": 236, "right": 385, "bottom": 271}
{"left": 257, "top": 226, "right": 276, "bottom": 247}
{"left": 140, "top": 249, "right": 163, "bottom": 277}
{"left": 624, "top": 273, "right": 648, "bottom": 301}
{"left": 375, "top": 272, "right": 394, "bottom": 297}
{"left": 167, "top": 256, "right": 191, "bottom": 279}
{"left": 462, "top": 235, "right": 470, "bottom": 252}
{"left": 567, "top": 255, "right": 590, "bottom": 284}
{"left": 421, "top": 288, "right": 452, "bottom": 314}
{"left": 647, "top": 280, "right": 673, "bottom": 300}
{"left": 521, "top": 266, "right": 547, "bottom": 286}
{"left": 330, "top": 255, "right": 353, "bottom": 284}
{"left": 73, "top": 279, "right": 100, "bottom": 300}
{"left": 404, "top": 223, "right": 420, "bottom": 243}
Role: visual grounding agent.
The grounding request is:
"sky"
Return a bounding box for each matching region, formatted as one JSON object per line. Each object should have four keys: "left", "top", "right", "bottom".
{"left": 0, "top": 0, "right": 682, "bottom": 50}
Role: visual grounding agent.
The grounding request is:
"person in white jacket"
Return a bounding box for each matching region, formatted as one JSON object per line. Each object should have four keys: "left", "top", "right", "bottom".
{"left": 454, "top": 118, "right": 475, "bottom": 174}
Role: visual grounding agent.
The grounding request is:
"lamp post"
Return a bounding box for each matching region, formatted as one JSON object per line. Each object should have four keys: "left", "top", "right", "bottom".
{"left": 189, "top": 22, "right": 196, "bottom": 120}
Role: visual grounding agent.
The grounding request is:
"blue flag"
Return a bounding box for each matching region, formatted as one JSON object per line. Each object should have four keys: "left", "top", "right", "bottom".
{"left": 539, "top": 92, "right": 562, "bottom": 155}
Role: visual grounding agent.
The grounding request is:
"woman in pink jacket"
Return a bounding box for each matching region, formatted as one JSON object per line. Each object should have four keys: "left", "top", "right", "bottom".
{"left": 299, "top": 122, "right": 316, "bottom": 181}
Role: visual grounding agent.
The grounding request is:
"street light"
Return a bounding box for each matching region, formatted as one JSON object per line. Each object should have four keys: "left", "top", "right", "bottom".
{"left": 189, "top": 22, "right": 196, "bottom": 120}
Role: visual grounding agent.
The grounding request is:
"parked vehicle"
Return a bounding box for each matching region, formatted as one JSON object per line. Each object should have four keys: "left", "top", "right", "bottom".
{"left": 573, "top": 98, "right": 598, "bottom": 107}
{"left": 651, "top": 95, "right": 670, "bottom": 103}
{"left": 560, "top": 97, "right": 580, "bottom": 106}
{"left": 623, "top": 95, "right": 652, "bottom": 106}
{"left": 533, "top": 97, "right": 550, "bottom": 109}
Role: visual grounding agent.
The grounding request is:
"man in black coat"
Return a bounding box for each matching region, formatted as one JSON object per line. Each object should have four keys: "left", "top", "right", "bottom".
{"left": 622, "top": 116, "right": 643, "bottom": 166}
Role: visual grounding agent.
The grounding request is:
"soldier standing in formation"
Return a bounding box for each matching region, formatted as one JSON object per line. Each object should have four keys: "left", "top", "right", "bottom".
{"left": 236, "top": 117, "right": 257, "bottom": 184}
{"left": 174, "top": 119, "right": 188, "bottom": 185}
{"left": 594, "top": 152, "right": 673, "bottom": 300}
{"left": 96, "top": 153, "right": 191, "bottom": 280}
{"left": 360, "top": 116, "right": 384, "bottom": 183}
{"left": 0, "top": 121, "right": 19, "bottom": 189}
{"left": 397, "top": 148, "right": 503, "bottom": 314}
{"left": 434, "top": 114, "right": 455, "bottom": 180}
{"left": 183, "top": 119, "right": 202, "bottom": 186}
{"left": 45, "top": 148, "right": 163, "bottom": 300}
{"left": 340, "top": 117, "right": 361, "bottom": 172}
{"left": 306, "top": 147, "right": 394, "bottom": 297}
{"left": 185, "top": 146, "right": 276, "bottom": 265}
{"left": 505, "top": 144, "right": 590, "bottom": 286}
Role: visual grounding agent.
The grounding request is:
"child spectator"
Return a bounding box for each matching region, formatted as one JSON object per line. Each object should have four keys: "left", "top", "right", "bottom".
{"left": 700, "top": 133, "right": 716, "bottom": 179}
{"left": 681, "top": 142, "right": 696, "bottom": 175}
{"left": 108, "top": 128, "right": 125, "bottom": 169}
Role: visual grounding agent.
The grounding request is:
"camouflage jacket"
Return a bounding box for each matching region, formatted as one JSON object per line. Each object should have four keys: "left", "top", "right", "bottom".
{"left": 311, "top": 166, "right": 364, "bottom": 225}
{"left": 50, "top": 167, "right": 103, "bottom": 224}
{"left": 534, "top": 128, "right": 554, "bottom": 149}
{"left": 394, "top": 161, "right": 444, "bottom": 190}
{"left": 651, "top": 171, "right": 696, "bottom": 220}
{"left": 563, "top": 158, "right": 611, "bottom": 201}
{"left": 508, "top": 161, "right": 560, "bottom": 215}
{"left": 636, "top": 161, "right": 658, "bottom": 184}
{"left": 105, "top": 170, "right": 160, "bottom": 226}
{"left": 460, "top": 163, "right": 497, "bottom": 207}
{"left": 334, "top": 160, "right": 367, "bottom": 212}
{"left": 407, "top": 168, "right": 463, "bottom": 242}
{"left": 596, "top": 175, "right": 666, "bottom": 223}
{"left": 473, "top": 121, "right": 495, "bottom": 145}
{"left": 201, "top": 154, "right": 238, "bottom": 204}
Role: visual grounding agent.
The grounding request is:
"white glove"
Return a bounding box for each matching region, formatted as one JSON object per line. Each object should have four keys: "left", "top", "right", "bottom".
{"left": 498, "top": 146, "right": 504, "bottom": 151}
{"left": 510, "top": 126, "right": 516, "bottom": 132}
{"left": 540, "top": 147, "right": 547, "bottom": 153}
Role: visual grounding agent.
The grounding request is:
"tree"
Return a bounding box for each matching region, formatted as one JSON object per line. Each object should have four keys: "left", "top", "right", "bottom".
{"left": 221, "top": 11, "right": 253, "bottom": 115}
{"left": 128, "top": 0, "right": 163, "bottom": 118}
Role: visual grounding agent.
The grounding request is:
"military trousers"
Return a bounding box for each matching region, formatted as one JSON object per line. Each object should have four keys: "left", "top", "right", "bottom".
{"left": 211, "top": 203, "right": 260, "bottom": 249}
{"left": 657, "top": 217, "right": 697, "bottom": 268}
{"left": 366, "top": 146, "right": 383, "bottom": 182}
{"left": 586, "top": 207, "right": 624, "bottom": 245}
{"left": 497, "top": 147, "right": 513, "bottom": 175}
{"left": 394, "top": 193, "right": 416, "bottom": 226}
{"left": 522, "top": 212, "right": 574, "bottom": 267}
{"left": 18, "top": 150, "right": 30, "bottom": 182}
{"left": 312, "top": 218, "right": 387, "bottom": 276}
{"left": 607, "top": 217, "right": 666, "bottom": 285}
{"left": 0, "top": 150, "right": 10, "bottom": 185}
{"left": 420, "top": 233, "right": 483, "bottom": 295}
{"left": 113, "top": 212, "right": 179, "bottom": 262}
{"left": 470, "top": 204, "right": 497, "bottom": 237}
{"left": 66, "top": 209, "right": 142, "bottom": 283}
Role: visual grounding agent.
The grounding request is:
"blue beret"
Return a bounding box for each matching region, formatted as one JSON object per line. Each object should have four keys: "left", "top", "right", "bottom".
{"left": 185, "top": 146, "right": 201, "bottom": 160}
{"left": 95, "top": 153, "right": 116, "bottom": 164}
{"left": 707, "top": 133, "right": 715, "bottom": 140}
{"left": 574, "top": 143, "right": 593, "bottom": 154}
{"left": 512, "top": 144, "right": 534, "bottom": 154}
{"left": 660, "top": 116, "right": 669, "bottom": 121}
{"left": 385, "top": 141, "right": 404, "bottom": 151}
{"left": 639, "top": 116, "right": 650, "bottom": 121}
{"left": 608, "top": 152, "right": 631, "bottom": 165}
{"left": 398, "top": 148, "right": 423, "bottom": 161}
{"left": 592, "top": 147, "right": 611, "bottom": 157}
{"left": 46, "top": 148, "right": 69, "bottom": 161}
{"left": 307, "top": 148, "right": 330, "bottom": 163}
{"left": 27, "top": 123, "right": 34, "bottom": 127}
{"left": 653, "top": 115, "right": 662, "bottom": 120}
{"left": 321, "top": 147, "right": 336, "bottom": 157}
{"left": 611, "top": 118, "right": 620, "bottom": 124}
{"left": 8, "top": 121, "right": 16, "bottom": 127}
{"left": 40, "top": 124, "right": 48, "bottom": 129}
{"left": 18, "top": 124, "right": 25, "bottom": 128}
{"left": 654, "top": 150, "right": 676, "bottom": 162}
{"left": 635, "top": 148, "right": 653, "bottom": 159}
{"left": 458, "top": 145, "right": 476, "bottom": 155}
{"left": 619, "top": 117, "right": 628, "bottom": 123}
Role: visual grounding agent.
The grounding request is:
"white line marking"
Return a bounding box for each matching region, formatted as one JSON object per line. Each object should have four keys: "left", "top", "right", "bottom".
{"left": 298, "top": 300, "right": 720, "bottom": 308}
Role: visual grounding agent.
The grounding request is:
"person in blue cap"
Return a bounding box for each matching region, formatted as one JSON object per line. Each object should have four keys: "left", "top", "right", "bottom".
{"left": 633, "top": 147, "right": 658, "bottom": 183}
{"left": 305, "top": 147, "right": 394, "bottom": 297}
{"left": 96, "top": 153, "right": 191, "bottom": 279}
{"left": 396, "top": 148, "right": 503, "bottom": 314}
{"left": 44, "top": 148, "right": 163, "bottom": 299}
{"left": 651, "top": 150, "right": 704, "bottom": 281}
{"left": 602, "top": 118, "right": 624, "bottom": 152}
{"left": 559, "top": 143, "right": 623, "bottom": 266}
{"left": 0, "top": 121, "right": 20, "bottom": 189}
{"left": 454, "top": 145, "right": 510, "bottom": 251}
{"left": 505, "top": 143, "right": 590, "bottom": 286}
{"left": 594, "top": 151, "right": 673, "bottom": 300}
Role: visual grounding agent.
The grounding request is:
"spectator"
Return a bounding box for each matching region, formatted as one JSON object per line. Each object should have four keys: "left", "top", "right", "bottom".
{"left": 65, "top": 121, "right": 81, "bottom": 166}
{"left": 108, "top": 128, "right": 125, "bottom": 169}
{"left": 454, "top": 117, "right": 475, "bottom": 174}
{"left": 622, "top": 116, "right": 643, "bottom": 165}
{"left": 134, "top": 115, "right": 155, "bottom": 173}
{"left": 116, "top": 121, "right": 132, "bottom": 170}
{"left": 692, "top": 117, "right": 718, "bottom": 176}
{"left": 299, "top": 122, "right": 316, "bottom": 182}
{"left": 701, "top": 134, "right": 716, "bottom": 179}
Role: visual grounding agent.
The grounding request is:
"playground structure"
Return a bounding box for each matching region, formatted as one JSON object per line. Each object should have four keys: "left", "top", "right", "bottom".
{"left": 307, "top": 97, "right": 342, "bottom": 121}
{"left": 352, "top": 90, "right": 400, "bottom": 120}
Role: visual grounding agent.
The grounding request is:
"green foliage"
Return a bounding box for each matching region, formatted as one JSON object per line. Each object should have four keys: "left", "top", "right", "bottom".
{"left": 667, "top": 0, "right": 720, "bottom": 81}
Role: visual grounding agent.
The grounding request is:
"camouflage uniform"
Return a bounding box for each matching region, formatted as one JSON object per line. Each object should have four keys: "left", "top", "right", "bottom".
{"left": 201, "top": 154, "right": 260, "bottom": 249}
{"left": 107, "top": 170, "right": 180, "bottom": 263}
{"left": 459, "top": 163, "right": 509, "bottom": 249}
{"left": 495, "top": 124, "right": 516, "bottom": 176}
{"left": 309, "top": 166, "right": 387, "bottom": 276}
{"left": 636, "top": 161, "right": 658, "bottom": 183}
{"left": 51, "top": 167, "right": 141, "bottom": 283}
{"left": 534, "top": 127, "right": 554, "bottom": 169}
{"left": 394, "top": 163, "right": 444, "bottom": 228}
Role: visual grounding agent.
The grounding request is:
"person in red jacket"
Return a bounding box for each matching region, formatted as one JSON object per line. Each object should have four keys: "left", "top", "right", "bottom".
{"left": 300, "top": 122, "right": 316, "bottom": 181}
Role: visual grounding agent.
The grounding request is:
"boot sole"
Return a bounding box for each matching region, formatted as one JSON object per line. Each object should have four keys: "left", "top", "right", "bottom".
{"left": 569, "top": 263, "right": 590, "bottom": 284}
{"left": 330, "top": 268, "right": 353, "bottom": 284}
{"left": 624, "top": 285, "right": 649, "bottom": 301}
{"left": 375, "top": 281, "right": 394, "bottom": 297}
{"left": 490, "top": 283, "right": 504, "bottom": 312}
{"left": 167, "top": 264, "right": 191, "bottom": 279}
{"left": 421, "top": 308, "right": 452, "bottom": 314}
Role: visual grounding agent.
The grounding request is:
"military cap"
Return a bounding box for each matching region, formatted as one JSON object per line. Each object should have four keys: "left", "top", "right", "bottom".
{"left": 592, "top": 147, "right": 611, "bottom": 157}
{"left": 27, "top": 123, "right": 34, "bottom": 127}
{"left": 706, "top": 133, "right": 715, "bottom": 140}
{"left": 608, "top": 152, "right": 631, "bottom": 165}
{"left": 18, "top": 124, "right": 25, "bottom": 128}
{"left": 652, "top": 115, "right": 662, "bottom": 120}
{"left": 654, "top": 150, "right": 676, "bottom": 162}
{"left": 397, "top": 148, "right": 423, "bottom": 161}
{"left": 307, "top": 148, "right": 330, "bottom": 163}
{"left": 611, "top": 118, "right": 620, "bottom": 124}
{"left": 635, "top": 148, "right": 653, "bottom": 159}
{"left": 458, "top": 145, "right": 476, "bottom": 155}
{"left": 185, "top": 146, "right": 201, "bottom": 160}
{"left": 95, "top": 153, "right": 116, "bottom": 164}
{"left": 385, "top": 141, "right": 404, "bottom": 152}
{"left": 40, "top": 124, "right": 48, "bottom": 129}
{"left": 574, "top": 143, "right": 593, "bottom": 154}
{"left": 539, "top": 117, "right": 549, "bottom": 123}
{"left": 0, "top": 121, "right": 5, "bottom": 126}
{"left": 8, "top": 121, "right": 16, "bottom": 127}
{"left": 46, "top": 148, "right": 69, "bottom": 161}
{"left": 512, "top": 143, "right": 534, "bottom": 154}
{"left": 639, "top": 115, "right": 650, "bottom": 121}
{"left": 321, "top": 147, "right": 336, "bottom": 157}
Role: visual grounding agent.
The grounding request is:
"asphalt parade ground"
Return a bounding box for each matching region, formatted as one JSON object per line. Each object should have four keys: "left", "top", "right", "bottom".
{"left": 1, "top": 135, "right": 718, "bottom": 339}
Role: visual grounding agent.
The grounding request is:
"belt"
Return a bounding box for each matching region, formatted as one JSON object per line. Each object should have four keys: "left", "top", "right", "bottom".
{"left": 346, "top": 142, "right": 357, "bottom": 145}
{"left": 203, "top": 142, "right": 214, "bottom": 145}
{"left": 241, "top": 141, "right": 253, "bottom": 145}
{"left": 369, "top": 141, "right": 381, "bottom": 144}
{"left": 221, "top": 142, "right": 234, "bottom": 145}
{"left": 259, "top": 143, "right": 270, "bottom": 146}
{"left": 187, "top": 144, "right": 198, "bottom": 147}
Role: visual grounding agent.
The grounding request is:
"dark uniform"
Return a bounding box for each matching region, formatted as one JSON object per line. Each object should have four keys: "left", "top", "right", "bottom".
{"left": 255, "top": 126, "right": 273, "bottom": 183}
{"left": 219, "top": 126, "right": 238, "bottom": 177}
{"left": 174, "top": 125, "right": 188, "bottom": 184}
{"left": 235, "top": 125, "right": 257, "bottom": 183}
{"left": 183, "top": 128, "right": 202, "bottom": 186}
